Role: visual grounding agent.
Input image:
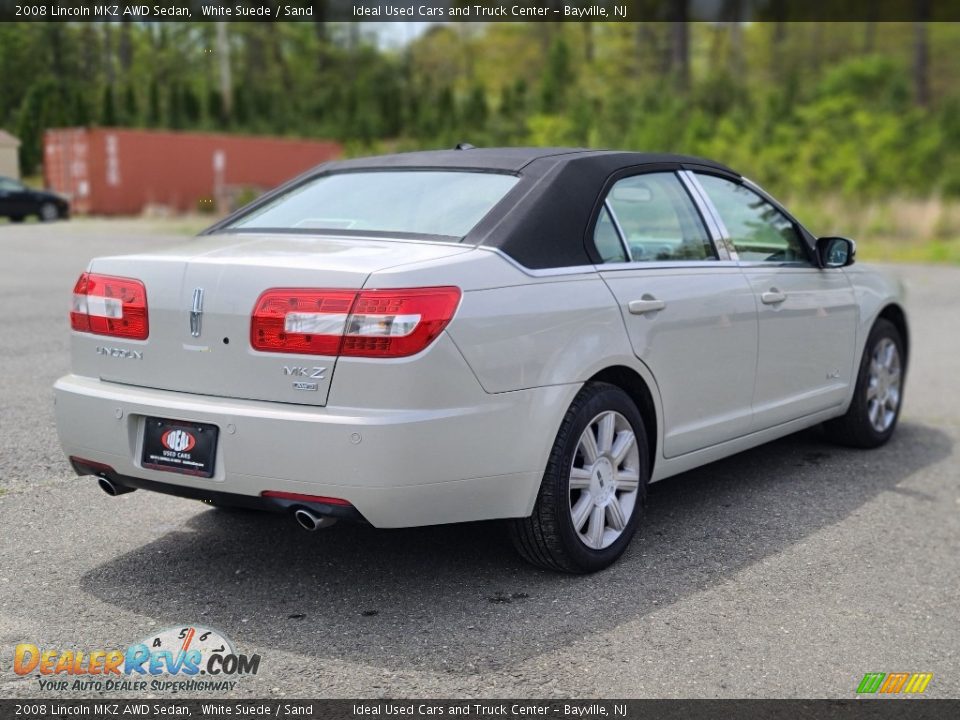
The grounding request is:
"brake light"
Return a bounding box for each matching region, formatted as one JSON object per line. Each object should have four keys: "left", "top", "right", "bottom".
{"left": 70, "top": 272, "right": 149, "bottom": 340}
{"left": 250, "top": 286, "right": 461, "bottom": 358}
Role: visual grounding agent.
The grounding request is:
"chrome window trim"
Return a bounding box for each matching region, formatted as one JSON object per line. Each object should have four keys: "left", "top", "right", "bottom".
{"left": 678, "top": 170, "right": 738, "bottom": 261}
{"left": 742, "top": 176, "right": 790, "bottom": 210}
{"left": 603, "top": 199, "right": 633, "bottom": 262}
{"left": 736, "top": 260, "right": 817, "bottom": 269}
{"left": 477, "top": 246, "right": 742, "bottom": 278}
{"left": 597, "top": 259, "right": 741, "bottom": 272}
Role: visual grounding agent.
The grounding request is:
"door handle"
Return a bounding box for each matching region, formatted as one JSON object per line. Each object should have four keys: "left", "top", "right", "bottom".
{"left": 628, "top": 297, "right": 666, "bottom": 315}
{"left": 760, "top": 289, "right": 787, "bottom": 305}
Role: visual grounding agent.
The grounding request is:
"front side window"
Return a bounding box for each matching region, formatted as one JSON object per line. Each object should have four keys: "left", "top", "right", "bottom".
{"left": 225, "top": 170, "right": 519, "bottom": 240}
{"left": 696, "top": 174, "right": 809, "bottom": 263}
{"left": 598, "top": 172, "right": 716, "bottom": 262}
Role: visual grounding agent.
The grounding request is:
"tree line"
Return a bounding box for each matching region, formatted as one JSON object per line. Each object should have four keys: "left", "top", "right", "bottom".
{"left": 1, "top": 20, "right": 958, "bottom": 200}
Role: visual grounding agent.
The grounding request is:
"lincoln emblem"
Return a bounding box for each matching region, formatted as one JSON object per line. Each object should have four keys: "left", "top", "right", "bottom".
{"left": 190, "top": 288, "right": 204, "bottom": 337}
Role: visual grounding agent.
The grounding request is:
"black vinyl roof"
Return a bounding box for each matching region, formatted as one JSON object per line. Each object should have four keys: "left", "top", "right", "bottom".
{"left": 326, "top": 148, "right": 740, "bottom": 269}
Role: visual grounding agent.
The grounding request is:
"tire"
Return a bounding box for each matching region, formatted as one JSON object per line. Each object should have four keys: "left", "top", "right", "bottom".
{"left": 509, "top": 382, "right": 649, "bottom": 573}
{"left": 824, "top": 318, "right": 905, "bottom": 448}
{"left": 39, "top": 202, "right": 59, "bottom": 222}
{"left": 9, "top": 215, "right": 25, "bottom": 223}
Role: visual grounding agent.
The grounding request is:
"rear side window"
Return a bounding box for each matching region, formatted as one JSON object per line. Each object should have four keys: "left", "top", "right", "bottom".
{"left": 594, "top": 206, "right": 629, "bottom": 263}
{"left": 598, "top": 173, "right": 716, "bottom": 262}
{"left": 226, "top": 171, "right": 518, "bottom": 239}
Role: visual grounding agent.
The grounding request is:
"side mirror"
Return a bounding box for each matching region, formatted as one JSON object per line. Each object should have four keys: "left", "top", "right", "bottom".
{"left": 816, "top": 236, "right": 856, "bottom": 268}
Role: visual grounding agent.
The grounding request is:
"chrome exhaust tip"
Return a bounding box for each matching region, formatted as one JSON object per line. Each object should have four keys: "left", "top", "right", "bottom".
{"left": 294, "top": 508, "right": 337, "bottom": 531}
{"left": 97, "top": 477, "right": 135, "bottom": 496}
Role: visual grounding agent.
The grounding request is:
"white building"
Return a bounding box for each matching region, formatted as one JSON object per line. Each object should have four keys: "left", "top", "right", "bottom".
{"left": 0, "top": 130, "right": 21, "bottom": 180}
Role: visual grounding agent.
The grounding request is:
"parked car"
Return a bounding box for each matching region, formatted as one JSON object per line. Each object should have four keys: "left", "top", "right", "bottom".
{"left": 55, "top": 148, "right": 908, "bottom": 572}
{"left": 0, "top": 176, "right": 69, "bottom": 222}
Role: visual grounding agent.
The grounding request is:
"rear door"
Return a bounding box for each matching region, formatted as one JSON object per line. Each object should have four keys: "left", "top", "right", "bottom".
{"left": 693, "top": 173, "right": 858, "bottom": 430}
{"left": 597, "top": 170, "right": 758, "bottom": 458}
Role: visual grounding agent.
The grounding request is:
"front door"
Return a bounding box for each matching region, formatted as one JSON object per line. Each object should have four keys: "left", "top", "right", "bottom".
{"left": 694, "top": 173, "right": 859, "bottom": 430}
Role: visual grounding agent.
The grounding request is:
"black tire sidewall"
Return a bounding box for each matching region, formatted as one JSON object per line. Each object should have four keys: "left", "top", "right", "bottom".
{"left": 551, "top": 384, "right": 649, "bottom": 572}
{"left": 40, "top": 203, "right": 58, "bottom": 222}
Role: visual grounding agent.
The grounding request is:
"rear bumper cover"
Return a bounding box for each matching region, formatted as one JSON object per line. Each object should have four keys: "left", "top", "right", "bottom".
{"left": 69, "top": 456, "right": 366, "bottom": 522}
{"left": 54, "top": 374, "right": 577, "bottom": 528}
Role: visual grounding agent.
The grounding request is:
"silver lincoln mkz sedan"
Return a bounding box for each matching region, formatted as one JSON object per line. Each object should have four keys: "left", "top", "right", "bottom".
{"left": 56, "top": 148, "right": 908, "bottom": 572}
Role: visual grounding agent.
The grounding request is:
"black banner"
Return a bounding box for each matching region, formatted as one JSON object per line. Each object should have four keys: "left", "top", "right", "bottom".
{"left": 1, "top": 0, "right": 959, "bottom": 23}
{"left": 1, "top": 700, "right": 959, "bottom": 720}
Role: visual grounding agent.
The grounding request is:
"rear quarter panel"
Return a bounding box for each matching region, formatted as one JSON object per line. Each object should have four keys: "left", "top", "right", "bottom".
{"left": 365, "top": 248, "right": 665, "bottom": 479}
{"left": 368, "top": 248, "right": 639, "bottom": 393}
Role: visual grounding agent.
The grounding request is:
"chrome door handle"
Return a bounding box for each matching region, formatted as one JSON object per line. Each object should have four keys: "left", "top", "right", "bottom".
{"left": 628, "top": 298, "right": 666, "bottom": 315}
{"left": 760, "top": 289, "right": 787, "bottom": 305}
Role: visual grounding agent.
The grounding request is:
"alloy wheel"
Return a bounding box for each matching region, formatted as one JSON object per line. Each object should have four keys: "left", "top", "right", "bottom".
{"left": 569, "top": 410, "right": 641, "bottom": 550}
{"left": 866, "top": 337, "right": 901, "bottom": 433}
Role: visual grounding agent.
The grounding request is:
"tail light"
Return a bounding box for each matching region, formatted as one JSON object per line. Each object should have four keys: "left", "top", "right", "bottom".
{"left": 70, "top": 272, "right": 149, "bottom": 340}
{"left": 251, "top": 286, "right": 461, "bottom": 358}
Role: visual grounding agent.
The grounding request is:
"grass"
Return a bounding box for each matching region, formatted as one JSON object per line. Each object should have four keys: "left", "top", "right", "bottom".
{"left": 788, "top": 195, "right": 960, "bottom": 265}
{"left": 0, "top": 214, "right": 213, "bottom": 236}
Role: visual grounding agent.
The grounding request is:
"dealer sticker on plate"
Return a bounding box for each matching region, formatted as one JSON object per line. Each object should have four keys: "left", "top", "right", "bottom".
{"left": 141, "top": 417, "right": 218, "bottom": 478}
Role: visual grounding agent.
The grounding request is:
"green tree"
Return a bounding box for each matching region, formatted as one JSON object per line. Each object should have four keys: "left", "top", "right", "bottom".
{"left": 167, "top": 83, "right": 183, "bottom": 129}
{"left": 147, "top": 79, "right": 161, "bottom": 127}
{"left": 100, "top": 85, "right": 117, "bottom": 126}
{"left": 123, "top": 85, "right": 138, "bottom": 126}
{"left": 464, "top": 84, "right": 488, "bottom": 130}
{"left": 540, "top": 37, "right": 572, "bottom": 114}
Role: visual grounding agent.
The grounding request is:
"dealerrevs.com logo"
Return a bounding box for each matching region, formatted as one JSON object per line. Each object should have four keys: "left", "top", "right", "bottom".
{"left": 857, "top": 672, "right": 933, "bottom": 695}
{"left": 15, "top": 625, "right": 261, "bottom": 693}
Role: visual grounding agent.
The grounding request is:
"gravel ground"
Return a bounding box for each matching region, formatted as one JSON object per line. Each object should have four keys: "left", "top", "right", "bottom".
{"left": 0, "top": 220, "right": 957, "bottom": 699}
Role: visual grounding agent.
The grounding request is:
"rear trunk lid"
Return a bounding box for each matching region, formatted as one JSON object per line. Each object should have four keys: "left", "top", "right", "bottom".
{"left": 72, "top": 233, "right": 471, "bottom": 406}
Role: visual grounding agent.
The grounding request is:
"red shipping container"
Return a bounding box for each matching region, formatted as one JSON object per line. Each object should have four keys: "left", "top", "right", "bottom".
{"left": 43, "top": 127, "right": 342, "bottom": 215}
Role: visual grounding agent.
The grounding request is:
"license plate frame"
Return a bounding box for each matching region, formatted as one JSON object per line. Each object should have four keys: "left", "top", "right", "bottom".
{"left": 141, "top": 417, "right": 219, "bottom": 478}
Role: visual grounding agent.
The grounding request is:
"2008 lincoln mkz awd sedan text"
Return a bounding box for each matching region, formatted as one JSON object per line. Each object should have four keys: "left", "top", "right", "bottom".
{"left": 55, "top": 148, "right": 908, "bottom": 572}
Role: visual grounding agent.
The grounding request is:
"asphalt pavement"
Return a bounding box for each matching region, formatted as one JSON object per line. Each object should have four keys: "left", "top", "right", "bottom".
{"left": 0, "top": 220, "right": 957, "bottom": 699}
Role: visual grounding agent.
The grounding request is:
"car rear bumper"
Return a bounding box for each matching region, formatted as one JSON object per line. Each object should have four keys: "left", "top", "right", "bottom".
{"left": 54, "top": 374, "right": 576, "bottom": 528}
{"left": 68, "top": 456, "right": 368, "bottom": 522}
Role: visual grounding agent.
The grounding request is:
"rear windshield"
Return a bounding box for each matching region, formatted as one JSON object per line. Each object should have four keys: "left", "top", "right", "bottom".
{"left": 224, "top": 170, "right": 518, "bottom": 239}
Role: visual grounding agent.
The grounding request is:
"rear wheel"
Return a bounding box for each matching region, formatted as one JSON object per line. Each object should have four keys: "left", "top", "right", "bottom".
{"left": 825, "top": 318, "right": 905, "bottom": 448}
{"left": 39, "top": 202, "right": 59, "bottom": 222}
{"left": 509, "top": 382, "right": 649, "bottom": 573}
{"left": 9, "top": 215, "right": 25, "bottom": 223}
